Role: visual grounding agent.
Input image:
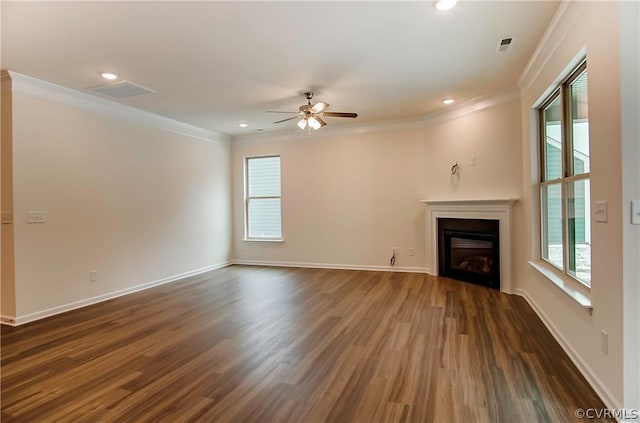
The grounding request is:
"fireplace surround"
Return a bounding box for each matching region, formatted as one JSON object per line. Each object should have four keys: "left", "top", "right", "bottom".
{"left": 421, "top": 198, "right": 516, "bottom": 294}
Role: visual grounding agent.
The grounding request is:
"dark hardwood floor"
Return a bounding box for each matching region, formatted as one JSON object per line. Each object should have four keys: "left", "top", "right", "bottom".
{"left": 1, "top": 265, "right": 609, "bottom": 422}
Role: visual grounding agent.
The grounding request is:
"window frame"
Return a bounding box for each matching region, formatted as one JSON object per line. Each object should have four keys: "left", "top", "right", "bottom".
{"left": 244, "top": 154, "right": 283, "bottom": 242}
{"left": 538, "top": 60, "right": 590, "bottom": 289}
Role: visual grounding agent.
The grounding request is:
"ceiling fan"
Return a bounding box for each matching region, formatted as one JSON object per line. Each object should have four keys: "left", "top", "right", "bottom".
{"left": 267, "top": 92, "right": 358, "bottom": 130}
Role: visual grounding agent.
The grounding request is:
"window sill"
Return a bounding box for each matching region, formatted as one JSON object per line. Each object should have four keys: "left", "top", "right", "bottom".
{"left": 243, "top": 238, "right": 284, "bottom": 243}
{"left": 528, "top": 261, "right": 593, "bottom": 314}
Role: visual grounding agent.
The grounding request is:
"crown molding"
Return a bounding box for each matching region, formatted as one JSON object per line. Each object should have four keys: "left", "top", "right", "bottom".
{"left": 231, "top": 86, "right": 521, "bottom": 143}
{"left": 5, "top": 71, "right": 520, "bottom": 145}
{"left": 7, "top": 71, "right": 229, "bottom": 145}
{"left": 517, "top": 1, "right": 586, "bottom": 93}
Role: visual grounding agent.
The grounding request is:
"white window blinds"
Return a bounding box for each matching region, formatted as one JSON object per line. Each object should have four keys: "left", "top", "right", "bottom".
{"left": 246, "top": 156, "right": 282, "bottom": 239}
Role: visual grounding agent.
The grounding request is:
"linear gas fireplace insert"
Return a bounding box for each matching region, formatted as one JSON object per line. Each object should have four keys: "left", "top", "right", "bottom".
{"left": 437, "top": 218, "right": 500, "bottom": 290}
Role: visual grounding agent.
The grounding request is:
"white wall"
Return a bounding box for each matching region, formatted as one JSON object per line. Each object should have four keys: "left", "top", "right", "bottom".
{"left": 232, "top": 98, "right": 522, "bottom": 273}
{"left": 1, "top": 73, "right": 16, "bottom": 318}
{"left": 517, "top": 1, "right": 625, "bottom": 408}
{"left": 8, "top": 80, "right": 232, "bottom": 320}
{"left": 619, "top": 0, "right": 640, "bottom": 411}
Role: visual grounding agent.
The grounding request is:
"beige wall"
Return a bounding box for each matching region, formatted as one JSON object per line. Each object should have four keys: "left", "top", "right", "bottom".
{"left": 1, "top": 72, "right": 16, "bottom": 318}
{"left": 233, "top": 126, "right": 427, "bottom": 270}
{"left": 9, "top": 87, "right": 232, "bottom": 319}
{"left": 232, "top": 98, "right": 522, "bottom": 272}
{"left": 422, "top": 100, "right": 522, "bottom": 201}
{"left": 2, "top": 1, "right": 634, "bottom": 407}
{"left": 517, "top": 1, "right": 625, "bottom": 408}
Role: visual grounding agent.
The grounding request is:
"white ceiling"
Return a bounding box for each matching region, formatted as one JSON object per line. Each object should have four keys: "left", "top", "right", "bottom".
{"left": 1, "top": 1, "right": 558, "bottom": 136}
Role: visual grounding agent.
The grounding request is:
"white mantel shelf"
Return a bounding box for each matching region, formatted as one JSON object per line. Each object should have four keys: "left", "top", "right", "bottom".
{"left": 420, "top": 198, "right": 518, "bottom": 205}
{"left": 422, "top": 198, "right": 518, "bottom": 294}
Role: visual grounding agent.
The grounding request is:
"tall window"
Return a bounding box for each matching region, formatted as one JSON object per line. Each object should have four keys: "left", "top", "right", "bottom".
{"left": 245, "top": 155, "right": 282, "bottom": 240}
{"left": 539, "top": 61, "right": 590, "bottom": 287}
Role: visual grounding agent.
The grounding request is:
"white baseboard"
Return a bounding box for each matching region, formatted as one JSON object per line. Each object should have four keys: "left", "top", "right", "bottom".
{"left": 513, "top": 288, "right": 622, "bottom": 414}
{"left": 2, "top": 261, "right": 232, "bottom": 327}
{"left": 1, "top": 315, "right": 17, "bottom": 326}
{"left": 233, "top": 259, "right": 428, "bottom": 274}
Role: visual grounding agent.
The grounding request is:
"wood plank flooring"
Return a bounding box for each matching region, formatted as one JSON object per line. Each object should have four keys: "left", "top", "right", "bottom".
{"left": 1, "top": 265, "right": 610, "bottom": 422}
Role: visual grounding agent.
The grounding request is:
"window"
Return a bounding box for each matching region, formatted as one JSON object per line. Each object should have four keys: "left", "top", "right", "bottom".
{"left": 539, "top": 61, "right": 590, "bottom": 287}
{"left": 245, "top": 155, "right": 282, "bottom": 240}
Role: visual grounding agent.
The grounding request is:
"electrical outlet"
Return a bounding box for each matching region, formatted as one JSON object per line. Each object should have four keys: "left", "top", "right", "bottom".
{"left": 601, "top": 330, "right": 608, "bottom": 354}
{"left": 392, "top": 247, "right": 399, "bottom": 256}
{"left": 90, "top": 271, "right": 98, "bottom": 282}
{"left": 409, "top": 248, "right": 415, "bottom": 256}
{"left": 27, "top": 211, "right": 46, "bottom": 224}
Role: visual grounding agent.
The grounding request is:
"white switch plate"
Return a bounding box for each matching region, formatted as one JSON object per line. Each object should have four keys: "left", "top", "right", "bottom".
{"left": 470, "top": 156, "right": 476, "bottom": 167}
{"left": 632, "top": 200, "right": 640, "bottom": 225}
{"left": 27, "top": 211, "right": 46, "bottom": 224}
{"left": 594, "top": 201, "right": 607, "bottom": 223}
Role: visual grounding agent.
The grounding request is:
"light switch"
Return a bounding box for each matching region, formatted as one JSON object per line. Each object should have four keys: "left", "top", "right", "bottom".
{"left": 632, "top": 200, "right": 640, "bottom": 225}
{"left": 594, "top": 201, "right": 607, "bottom": 223}
{"left": 27, "top": 211, "right": 46, "bottom": 224}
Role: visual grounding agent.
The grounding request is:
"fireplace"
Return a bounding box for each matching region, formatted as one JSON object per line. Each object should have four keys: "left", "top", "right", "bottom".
{"left": 423, "top": 198, "right": 515, "bottom": 293}
{"left": 438, "top": 218, "right": 500, "bottom": 290}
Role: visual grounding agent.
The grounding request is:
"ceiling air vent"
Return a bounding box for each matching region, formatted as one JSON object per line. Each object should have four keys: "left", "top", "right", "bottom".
{"left": 496, "top": 37, "right": 514, "bottom": 53}
{"left": 88, "top": 80, "right": 156, "bottom": 99}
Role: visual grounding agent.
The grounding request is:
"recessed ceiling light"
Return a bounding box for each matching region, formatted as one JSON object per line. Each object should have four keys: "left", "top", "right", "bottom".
{"left": 101, "top": 72, "right": 118, "bottom": 80}
{"left": 238, "top": 123, "right": 248, "bottom": 128}
{"left": 435, "top": 0, "right": 457, "bottom": 11}
{"left": 442, "top": 98, "right": 455, "bottom": 105}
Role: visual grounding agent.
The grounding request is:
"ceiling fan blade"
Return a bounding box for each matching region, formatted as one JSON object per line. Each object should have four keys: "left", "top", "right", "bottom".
{"left": 266, "top": 110, "right": 298, "bottom": 114}
{"left": 273, "top": 116, "right": 299, "bottom": 124}
{"left": 315, "top": 116, "right": 327, "bottom": 127}
{"left": 322, "top": 112, "right": 358, "bottom": 118}
{"left": 310, "top": 101, "right": 329, "bottom": 114}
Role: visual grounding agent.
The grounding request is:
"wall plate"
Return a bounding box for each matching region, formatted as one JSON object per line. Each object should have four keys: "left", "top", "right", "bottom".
{"left": 27, "top": 211, "right": 46, "bottom": 224}
{"left": 632, "top": 200, "right": 640, "bottom": 225}
{"left": 594, "top": 201, "right": 607, "bottom": 223}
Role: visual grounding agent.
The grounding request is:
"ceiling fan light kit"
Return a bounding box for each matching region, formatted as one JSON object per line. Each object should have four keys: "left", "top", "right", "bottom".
{"left": 101, "top": 72, "right": 118, "bottom": 80}
{"left": 434, "top": 0, "right": 457, "bottom": 11}
{"left": 268, "top": 92, "right": 358, "bottom": 132}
